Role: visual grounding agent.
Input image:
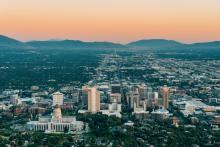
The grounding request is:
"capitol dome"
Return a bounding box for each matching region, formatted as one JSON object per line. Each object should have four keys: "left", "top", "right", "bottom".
{"left": 53, "top": 104, "right": 62, "bottom": 119}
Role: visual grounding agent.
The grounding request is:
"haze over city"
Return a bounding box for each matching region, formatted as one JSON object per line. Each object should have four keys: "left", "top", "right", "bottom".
{"left": 1, "top": 0, "right": 220, "bottom": 43}
{"left": 1, "top": 1, "right": 220, "bottom": 146}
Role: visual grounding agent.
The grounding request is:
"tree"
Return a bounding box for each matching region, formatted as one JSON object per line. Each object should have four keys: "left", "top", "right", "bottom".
{"left": 64, "top": 126, "right": 69, "bottom": 133}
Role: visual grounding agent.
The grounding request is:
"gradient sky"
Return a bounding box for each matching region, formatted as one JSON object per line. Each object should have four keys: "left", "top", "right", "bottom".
{"left": 1, "top": 0, "right": 220, "bottom": 43}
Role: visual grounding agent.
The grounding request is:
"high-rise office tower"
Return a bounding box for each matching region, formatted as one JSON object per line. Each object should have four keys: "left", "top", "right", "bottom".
{"left": 111, "top": 84, "right": 121, "bottom": 94}
{"left": 138, "top": 85, "right": 148, "bottom": 100}
{"left": 128, "top": 91, "right": 140, "bottom": 109}
{"left": 52, "top": 92, "right": 64, "bottom": 106}
{"left": 146, "top": 92, "right": 158, "bottom": 108}
{"left": 153, "top": 92, "right": 159, "bottom": 107}
{"left": 108, "top": 92, "right": 122, "bottom": 114}
{"left": 81, "top": 86, "right": 89, "bottom": 106}
{"left": 88, "top": 87, "right": 100, "bottom": 113}
{"left": 161, "top": 86, "right": 169, "bottom": 109}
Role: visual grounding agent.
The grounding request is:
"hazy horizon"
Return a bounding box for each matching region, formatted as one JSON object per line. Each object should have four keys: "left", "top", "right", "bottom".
{"left": 3, "top": 33, "right": 220, "bottom": 45}
{"left": 1, "top": 0, "right": 220, "bottom": 43}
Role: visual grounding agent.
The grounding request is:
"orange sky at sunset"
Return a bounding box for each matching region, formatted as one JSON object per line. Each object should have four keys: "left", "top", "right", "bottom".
{"left": 1, "top": 0, "right": 220, "bottom": 43}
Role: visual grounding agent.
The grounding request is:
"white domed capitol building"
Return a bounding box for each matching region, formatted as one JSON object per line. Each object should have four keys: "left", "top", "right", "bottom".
{"left": 27, "top": 105, "right": 84, "bottom": 133}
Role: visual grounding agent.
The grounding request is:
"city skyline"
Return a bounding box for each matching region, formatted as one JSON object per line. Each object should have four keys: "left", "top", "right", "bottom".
{"left": 1, "top": 1, "right": 220, "bottom": 146}
{"left": 1, "top": 0, "right": 220, "bottom": 43}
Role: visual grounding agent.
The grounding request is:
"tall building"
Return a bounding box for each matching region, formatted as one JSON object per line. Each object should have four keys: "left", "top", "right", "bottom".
{"left": 52, "top": 92, "right": 64, "bottom": 106}
{"left": 147, "top": 92, "right": 159, "bottom": 109}
{"left": 109, "top": 93, "right": 121, "bottom": 103}
{"left": 108, "top": 93, "right": 122, "bottom": 112}
{"left": 153, "top": 92, "right": 159, "bottom": 107}
{"left": 88, "top": 87, "right": 100, "bottom": 113}
{"left": 161, "top": 86, "right": 169, "bottom": 109}
{"left": 134, "top": 100, "right": 147, "bottom": 112}
{"left": 111, "top": 84, "right": 121, "bottom": 94}
{"left": 133, "top": 100, "right": 149, "bottom": 120}
{"left": 81, "top": 86, "right": 89, "bottom": 106}
{"left": 138, "top": 85, "right": 148, "bottom": 100}
{"left": 127, "top": 90, "right": 140, "bottom": 109}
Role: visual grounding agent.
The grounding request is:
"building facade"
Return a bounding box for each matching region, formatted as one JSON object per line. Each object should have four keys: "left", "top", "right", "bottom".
{"left": 88, "top": 87, "right": 100, "bottom": 113}
{"left": 161, "top": 86, "right": 170, "bottom": 109}
{"left": 27, "top": 105, "right": 84, "bottom": 133}
{"left": 52, "top": 92, "right": 64, "bottom": 106}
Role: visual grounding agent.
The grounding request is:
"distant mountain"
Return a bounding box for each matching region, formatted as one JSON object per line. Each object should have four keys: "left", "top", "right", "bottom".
{"left": 177, "top": 41, "right": 220, "bottom": 57}
{"left": 0, "top": 35, "right": 32, "bottom": 50}
{"left": 1, "top": 34, "right": 220, "bottom": 54}
{"left": 26, "top": 40, "right": 126, "bottom": 50}
{"left": 127, "top": 39, "right": 184, "bottom": 50}
{"left": 127, "top": 39, "right": 220, "bottom": 51}
{"left": 189, "top": 41, "right": 220, "bottom": 49}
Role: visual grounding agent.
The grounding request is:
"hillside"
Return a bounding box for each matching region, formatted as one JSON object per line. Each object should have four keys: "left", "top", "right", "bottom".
{"left": 26, "top": 40, "right": 126, "bottom": 50}
{"left": 127, "top": 39, "right": 184, "bottom": 50}
{"left": 0, "top": 35, "right": 32, "bottom": 50}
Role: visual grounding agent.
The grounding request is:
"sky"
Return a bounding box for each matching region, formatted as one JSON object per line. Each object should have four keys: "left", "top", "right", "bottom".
{"left": 1, "top": 0, "right": 220, "bottom": 43}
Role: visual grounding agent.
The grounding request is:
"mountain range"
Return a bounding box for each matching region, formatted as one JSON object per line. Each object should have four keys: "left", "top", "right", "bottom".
{"left": 0, "top": 34, "right": 220, "bottom": 51}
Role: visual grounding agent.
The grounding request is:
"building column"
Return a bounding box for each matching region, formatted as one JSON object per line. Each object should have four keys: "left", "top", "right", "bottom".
{"left": 61, "top": 124, "right": 63, "bottom": 132}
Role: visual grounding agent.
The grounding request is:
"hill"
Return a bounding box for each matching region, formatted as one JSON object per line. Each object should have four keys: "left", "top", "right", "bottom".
{"left": 0, "top": 35, "right": 32, "bottom": 50}
{"left": 127, "top": 39, "right": 184, "bottom": 50}
{"left": 26, "top": 40, "right": 126, "bottom": 50}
